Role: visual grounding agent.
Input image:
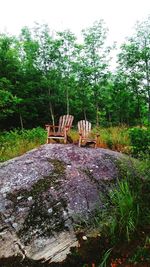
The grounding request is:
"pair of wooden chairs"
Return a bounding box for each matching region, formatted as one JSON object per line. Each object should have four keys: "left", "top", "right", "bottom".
{"left": 45, "top": 115, "right": 99, "bottom": 148}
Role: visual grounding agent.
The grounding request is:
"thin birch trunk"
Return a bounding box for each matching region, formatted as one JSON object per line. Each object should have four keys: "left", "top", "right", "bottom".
{"left": 66, "top": 87, "right": 69, "bottom": 115}
{"left": 19, "top": 113, "right": 24, "bottom": 130}
{"left": 145, "top": 66, "right": 150, "bottom": 125}
{"left": 48, "top": 88, "right": 55, "bottom": 126}
{"left": 96, "top": 103, "right": 99, "bottom": 127}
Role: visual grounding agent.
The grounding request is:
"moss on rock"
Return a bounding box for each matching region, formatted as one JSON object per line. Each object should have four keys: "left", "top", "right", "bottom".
{"left": 6, "top": 159, "right": 68, "bottom": 244}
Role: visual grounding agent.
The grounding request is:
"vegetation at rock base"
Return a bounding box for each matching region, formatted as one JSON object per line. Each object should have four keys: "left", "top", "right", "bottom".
{"left": 73, "top": 156, "right": 150, "bottom": 266}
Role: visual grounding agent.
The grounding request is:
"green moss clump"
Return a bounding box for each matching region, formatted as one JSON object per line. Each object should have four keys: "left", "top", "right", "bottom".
{"left": 7, "top": 159, "right": 68, "bottom": 244}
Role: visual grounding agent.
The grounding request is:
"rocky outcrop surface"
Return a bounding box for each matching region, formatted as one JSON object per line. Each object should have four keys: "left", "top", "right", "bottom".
{"left": 0, "top": 144, "right": 122, "bottom": 264}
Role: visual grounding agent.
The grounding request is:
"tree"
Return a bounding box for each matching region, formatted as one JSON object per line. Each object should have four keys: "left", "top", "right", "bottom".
{"left": 81, "top": 20, "right": 110, "bottom": 125}
{"left": 0, "top": 76, "right": 23, "bottom": 130}
{"left": 117, "top": 16, "right": 150, "bottom": 125}
{"left": 135, "top": 17, "right": 150, "bottom": 125}
{"left": 0, "top": 34, "right": 24, "bottom": 129}
{"left": 56, "top": 30, "right": 77, "bottom": 115}
{"left": 117, "top": 42, "right": 145, "bottom": 125}
{"left": 33, "top": 24, "right": 64, "bottom": 125}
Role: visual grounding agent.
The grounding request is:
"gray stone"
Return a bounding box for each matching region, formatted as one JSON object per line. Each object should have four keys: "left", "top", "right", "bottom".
{"left": 0, "top": 144, "right": 123, "bottom": 263}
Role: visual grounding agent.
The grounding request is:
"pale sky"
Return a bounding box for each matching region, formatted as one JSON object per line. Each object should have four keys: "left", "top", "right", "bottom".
{"left": 0, "top": 0, "right": 150, "bottom": 46}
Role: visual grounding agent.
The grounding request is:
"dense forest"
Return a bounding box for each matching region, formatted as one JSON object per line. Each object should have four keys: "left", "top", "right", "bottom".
{"left": 1, "top": 17, "right": 150, "bottom": 131}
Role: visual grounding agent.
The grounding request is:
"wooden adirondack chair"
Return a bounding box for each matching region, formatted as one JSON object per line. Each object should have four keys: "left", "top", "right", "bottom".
{"left": 45, "top": 115, "right": 74, "bottom": 144}
{"left": 78, "top": 120, "right": 99, "bottom": 148}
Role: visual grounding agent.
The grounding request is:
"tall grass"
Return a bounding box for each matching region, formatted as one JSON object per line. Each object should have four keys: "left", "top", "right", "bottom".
{"left": 109, "top": 179, "right": 139, "bottom": 242}
{"left": 0, "top": 127, "right": 46, "bottom": 162}
{"left": 98, "top": 248, "right": 112, "bottom": 267}
{"left": 70, "top": 125, "right": 131, "bottom": 153}
{"left": 96, "top": 126, "right": 130, "bottom": 153}
{"left": 0, "top": 125, "right": 147, "bottom": 162}
{"left": 74, "top": 156, "right": 150, "bottom": 265}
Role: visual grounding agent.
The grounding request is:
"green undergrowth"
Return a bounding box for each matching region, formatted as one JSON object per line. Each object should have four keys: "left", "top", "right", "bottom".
{"left": 0, "top": 125, "right": 149, "bottom": 162}
{"left": 74, "top": 156, "right": 150, "bottom": 265}
{"left": 129, "top": 127, "right": 150, "bottom": 158}
{"left": 0, "top": 127, "right": 46, "bottom": 162}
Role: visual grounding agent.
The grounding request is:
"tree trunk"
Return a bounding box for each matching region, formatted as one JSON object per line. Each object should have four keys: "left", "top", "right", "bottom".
{"left": 144, "top": 51, "right": 150, "bottom": 125}
{"left": 96, "top": 103, "right": 99, "bottom": 127}
{"left": 48, "top": 88, "right": 55, "bottom": 126}
{"left": 19, "top": 113, "right": 24, "bottom": 130}
{"left": 49, "top": 101, "right": 55, "bottom": 126}
{"left": 108, "top": 111, "right": 112, "bottom": 126}
{"left": 148, "top": 90, "right": 150, "bottom": 126}
{"left": 66, "top": 87, "right": 69, "bottom": 115}
{"left": 135, "top": 88, "right": 142, "bottom": 127}
{"left": 94, "top": 87, "right": 99, "bottom": 126}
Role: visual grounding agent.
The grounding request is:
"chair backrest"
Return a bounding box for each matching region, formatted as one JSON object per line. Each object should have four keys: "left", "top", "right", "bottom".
{"left": 58, "top": 115, "right": 74, "bottom": 133}
{"left": 78, "top": 120, "right": 91, "bottom": 138}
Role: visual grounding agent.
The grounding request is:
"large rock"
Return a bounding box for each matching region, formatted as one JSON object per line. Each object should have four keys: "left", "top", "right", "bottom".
{"left": 0, "top": 144, "right": 122, "bottom": 264}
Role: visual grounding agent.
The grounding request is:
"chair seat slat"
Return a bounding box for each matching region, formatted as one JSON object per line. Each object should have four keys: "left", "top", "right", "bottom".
{"left": 46, "top": 115, "right": 74, "bottom": 144}
{"left": 78, "top": 120, "right": 99, "bottom": 148}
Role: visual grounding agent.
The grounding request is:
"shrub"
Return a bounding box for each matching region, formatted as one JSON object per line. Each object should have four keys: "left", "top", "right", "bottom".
{"left": 129, "top": 127, "right": 150, "bottom": 157}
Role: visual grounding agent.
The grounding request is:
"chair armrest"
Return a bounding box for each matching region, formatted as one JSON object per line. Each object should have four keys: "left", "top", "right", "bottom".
{"left": 45, "top": 125, "right": 60, "bottom": 136}
{"left": 45, "top": 125, "right": 59, "bottom": 127}
{"left": 45, "top": 125, "right": 59, "bottom": 130}
{"left": 64, "top": 125, "right": 71, "bottom": 132}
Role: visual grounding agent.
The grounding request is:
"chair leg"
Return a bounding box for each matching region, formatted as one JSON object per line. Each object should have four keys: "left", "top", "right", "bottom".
{"left": 47, "top": 138, "right": 51, "bottom": 144}
{"left": 95, "top": 136, "right": 99, "bottom": 148}
{"left": 78, "top": 137, "right": 81, "bottom": 147}
{"left": 64, "top": 136, "right": 67, "bottom": 144}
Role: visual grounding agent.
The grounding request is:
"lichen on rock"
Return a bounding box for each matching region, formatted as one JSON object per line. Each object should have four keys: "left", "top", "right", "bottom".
{"left": 0, "top": 144, "right": 123, "bottom": 263}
